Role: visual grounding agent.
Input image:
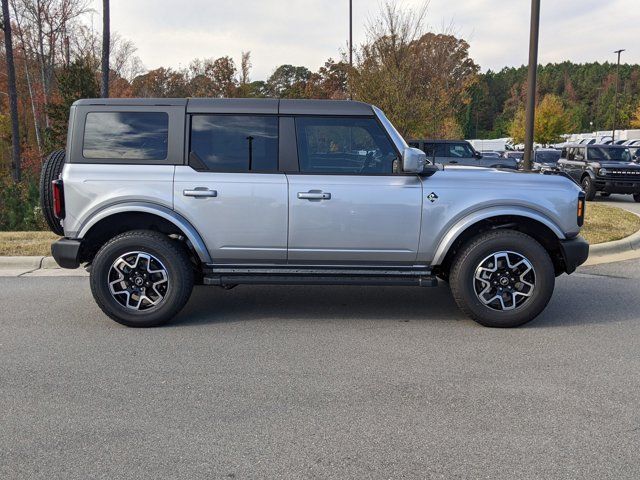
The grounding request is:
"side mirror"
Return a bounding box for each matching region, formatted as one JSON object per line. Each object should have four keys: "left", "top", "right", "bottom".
{"left": 402, "top": 147, "right": 427, "bottom": 173}
{"left": 475, "top": 151, "right": 483, "bottom": 159}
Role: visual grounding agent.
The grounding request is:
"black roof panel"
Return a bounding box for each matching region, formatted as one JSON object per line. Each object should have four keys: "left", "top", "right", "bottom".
{"left": 279, "top": 99, "right": 373, "bottom": 116}
{"left": 73, "top": 98, "right": 187, "bottom": 106}
{"left": 72, "top": 98, "right": 375, "bottom": 116}
{"left": 187, "top": 98, "right": 278, "bottom": 114}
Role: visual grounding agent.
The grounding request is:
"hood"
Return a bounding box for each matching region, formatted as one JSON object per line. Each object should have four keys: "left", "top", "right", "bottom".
{"left": 597, "top": 161, "right": 640, "bottom": 169}
{"left": 438, "top": 165, "right": 580, "bottom": 191}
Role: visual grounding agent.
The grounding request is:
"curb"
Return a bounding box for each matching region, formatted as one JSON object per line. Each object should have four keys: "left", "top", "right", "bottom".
{"left": 589, "top": 228, "right": 640, "bottom": 257}
{"left": 587, "top": 211, "right": 640, "bottom": 259}
{"left": 0, "top": 256, "right": 45, "bottom": 269}
{"left": 0, "top": 256, "right": 58, "bottom": 270}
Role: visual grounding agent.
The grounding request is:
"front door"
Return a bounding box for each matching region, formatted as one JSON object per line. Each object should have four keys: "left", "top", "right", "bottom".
{"left": 287, "top": 116, "right": 423, "bottom": 265}
{"left": 173, "top": 114, "right": 288, "bottom": 264}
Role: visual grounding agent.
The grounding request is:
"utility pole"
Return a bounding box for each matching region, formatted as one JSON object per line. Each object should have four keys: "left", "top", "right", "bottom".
{"left": 522, "top": 0, "right": 541, "bottom": 171}
{"left": 612, "top": 49, "right": 625, "bottom": 143}
{"left": 101, "top": 0, "right": 110, "bottom": 98}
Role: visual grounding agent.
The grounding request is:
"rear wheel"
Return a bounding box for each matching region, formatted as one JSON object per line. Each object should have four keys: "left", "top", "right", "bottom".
{"left": 90, "top": 230, "right": 194, "bottom": 327}
{"left": 581, "top": 175, "right": 596, "bottom": 201}
{"left": 39, "top": 149, "right": 66, "bottom": 235}
{"left": 449, "top": 230, "right": 555, "bottom": 328}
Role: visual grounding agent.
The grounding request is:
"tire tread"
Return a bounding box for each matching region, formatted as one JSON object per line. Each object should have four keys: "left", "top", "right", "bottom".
{"left": 90, "top": 230, "right": 194, "bottom": 327}
{"left": 39, "top": 149, "right": 66, "bottom": 235}
{"left": 449, "top": 229, "right": 554, "bottom": 327}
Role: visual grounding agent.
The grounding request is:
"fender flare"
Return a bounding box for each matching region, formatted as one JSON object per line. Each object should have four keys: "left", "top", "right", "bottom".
{"left": 77, "top": 202, "right": 212, "bottom": 263}
{"left": 581, "top": 169, "right": 597, "bottom": 182}
{"left": 431, "top": 206, "right": 566, "bottom": 266}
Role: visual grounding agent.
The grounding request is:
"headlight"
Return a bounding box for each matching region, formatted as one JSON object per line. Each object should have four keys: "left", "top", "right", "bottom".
{"left": 599, "top": 168, "right": 609, "bottom": 176}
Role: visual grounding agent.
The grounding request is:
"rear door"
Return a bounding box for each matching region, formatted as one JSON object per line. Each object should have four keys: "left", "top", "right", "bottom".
{"left": 285, "top": 116, "right": 423, "bottom": 265}
{"left": 173, "top": 112, "right": 288, "bottom": 264}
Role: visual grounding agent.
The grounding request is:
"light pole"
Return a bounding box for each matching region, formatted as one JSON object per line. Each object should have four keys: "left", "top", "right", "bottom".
{"left": 522, "top": 0, "right": 541, "bottom": 171}
{"left": 612, "top": 49, "right": 625, "bottom": 143}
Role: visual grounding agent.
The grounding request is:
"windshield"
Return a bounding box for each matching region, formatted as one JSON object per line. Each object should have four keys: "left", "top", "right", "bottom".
{"left": 587, "top": 147, "right": 631, "bottom": 161}
{"left": 535, "top": 151, "right": 561, "bottom": 163}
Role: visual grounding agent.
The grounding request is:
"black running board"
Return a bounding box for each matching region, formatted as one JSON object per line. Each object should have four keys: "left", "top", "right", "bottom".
{"left": 202, "top": 266, "right": 438, "bottom": 287}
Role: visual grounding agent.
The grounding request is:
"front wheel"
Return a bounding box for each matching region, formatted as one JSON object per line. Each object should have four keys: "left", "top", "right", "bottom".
{"left": 449, "top": 230, "right": 555, "bottom": 328}
{"left": 90, "top": 230, "right": 194, "bottom": 327}
{"left": 581, "top": 176, "right": 596, "bottom": 201}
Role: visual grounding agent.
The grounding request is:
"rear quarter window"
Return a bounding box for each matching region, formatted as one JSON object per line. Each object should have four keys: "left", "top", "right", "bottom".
{"left": 82, "top": 112, "right": 169, "bottom": 160}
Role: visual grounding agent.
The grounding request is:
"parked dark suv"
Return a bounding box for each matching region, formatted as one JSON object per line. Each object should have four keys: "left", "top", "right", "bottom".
{"left": 557, "top": 144, "right": 640, "bottom": 201}
{"left": 408, "top": 139, "right": 518, "bottom": 169}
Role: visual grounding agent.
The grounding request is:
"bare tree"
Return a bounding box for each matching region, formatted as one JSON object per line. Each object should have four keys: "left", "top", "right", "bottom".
{"left": 240, "top": 51, "right": 251, "bottom": 85}
{"left": 10, "top": 0, "right": 42, "bottom": 153}
{"left": 100, "top": 0, "right": 108, "bottom": 97}
{"left": 12, "top": 0, "right": 90, "bottom": 125}
{"left": 2, "top": 0, "right": 22, "bottom": 181}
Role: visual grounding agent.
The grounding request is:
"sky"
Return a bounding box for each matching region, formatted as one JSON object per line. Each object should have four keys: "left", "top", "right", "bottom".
{"left": 88, "top": 0, "right": 640, "bottom": 80}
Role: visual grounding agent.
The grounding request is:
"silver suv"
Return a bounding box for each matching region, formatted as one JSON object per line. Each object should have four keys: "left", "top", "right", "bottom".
{"left": 41, "top": 98, "right": 589, "bottom": 328}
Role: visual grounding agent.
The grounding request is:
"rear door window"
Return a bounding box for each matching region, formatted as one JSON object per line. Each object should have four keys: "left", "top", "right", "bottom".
{"left": 190, "top": 115, "right": 278, "bottom": 172}
{"left": 83, "top": 112, "right": 169, "bottom": 160}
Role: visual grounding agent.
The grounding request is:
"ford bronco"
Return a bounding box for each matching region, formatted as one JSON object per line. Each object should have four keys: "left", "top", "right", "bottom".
{"left": 41, "top": 98, "right": 589, "bottom": 328}
{"left": 558, "top": 144, "right": 640, "bottom": 201}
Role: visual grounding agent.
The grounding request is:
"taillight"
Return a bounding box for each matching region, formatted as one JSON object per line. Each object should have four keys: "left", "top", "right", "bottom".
{"left": 577, "top": 192, "right": 585, "bottom": 227}
{"left": 52, "top": 179, "right": 65, "bottom": 219}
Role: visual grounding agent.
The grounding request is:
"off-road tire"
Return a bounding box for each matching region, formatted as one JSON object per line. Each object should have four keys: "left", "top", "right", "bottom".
{"left": 90, "top": 230, "right": 194, "bottom": 327}
{"left": 449, "top": 230, "right": 555, "bottom": 328}
{"left": 39, "top": 149, "right": 66, "bottom": 235}
{"left": 581, "top": 175, "right": 596, "bottom": 201}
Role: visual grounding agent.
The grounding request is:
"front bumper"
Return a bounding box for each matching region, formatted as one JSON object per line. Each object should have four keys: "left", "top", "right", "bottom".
{"left": 51, "top": 238, "right": 82, "bottom": 269}
{"left": 559, "top": 236, "right": 589, "bottom": 274}
{"left": 594, "top": 178, "right": 640, "bottom": 194}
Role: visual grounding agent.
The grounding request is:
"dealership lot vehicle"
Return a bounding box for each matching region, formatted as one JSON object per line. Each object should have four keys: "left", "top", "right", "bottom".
{"left": 532, "top": 148, "right": 562, "bottom": 172}
{"left": 409, "top": 139, "right": 519, "bottom": 169}
{"left": 558, "top": 144, "right": 640, "bottom": 201}
{"left": 41, "top": 98, "right": 588, "bottom": 328}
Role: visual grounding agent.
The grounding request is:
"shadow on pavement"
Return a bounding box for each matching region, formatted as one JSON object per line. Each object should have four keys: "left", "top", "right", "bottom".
{"left": 172, "top": 284, "right": 462, "bottom": 327}
{"left": 171, "top": 266, "right": 640, "bottom": 330}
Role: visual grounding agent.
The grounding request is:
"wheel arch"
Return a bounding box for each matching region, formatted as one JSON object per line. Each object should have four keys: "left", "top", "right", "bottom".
{"left": 77, "top": 203, "right": 212, "bottom": 264}
{"left": 580, "top": 170, "right": 595, "bottom": 181}
{"left": 432, "top": 209, "right": 567, "bottom": 278}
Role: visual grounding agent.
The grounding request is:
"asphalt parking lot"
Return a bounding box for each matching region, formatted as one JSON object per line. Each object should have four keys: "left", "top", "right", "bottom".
{"left": 597, "top": 193, "right": 640, "bottom": 214}
{"left": 2, "top": 254, "right": 640, "bottom": 479}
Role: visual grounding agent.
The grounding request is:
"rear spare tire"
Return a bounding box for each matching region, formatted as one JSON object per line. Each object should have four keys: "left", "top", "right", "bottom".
{"left": 39, "top": 149, "right": 66, "bottom": 235}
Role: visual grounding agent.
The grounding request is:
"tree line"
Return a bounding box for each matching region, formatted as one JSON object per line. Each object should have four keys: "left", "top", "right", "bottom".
{"left": 1, "top": 1, "right": 639, "bottom": 230}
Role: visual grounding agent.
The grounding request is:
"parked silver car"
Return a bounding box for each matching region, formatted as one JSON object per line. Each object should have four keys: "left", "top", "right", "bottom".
{"left": 41, "top": 98, "right": 588, "bottom": 328}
